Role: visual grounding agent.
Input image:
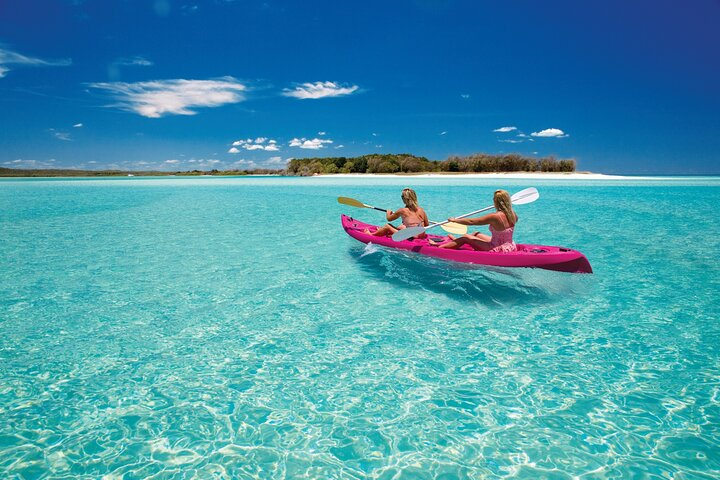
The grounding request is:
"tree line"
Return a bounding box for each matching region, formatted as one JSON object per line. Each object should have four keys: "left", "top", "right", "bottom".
{"left": 286, "top": 153, "right": 576, "bottom": 176}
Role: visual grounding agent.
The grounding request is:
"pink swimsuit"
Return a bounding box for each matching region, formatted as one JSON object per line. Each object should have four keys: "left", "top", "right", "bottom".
{"left": 489, "top": 224, "right": 516, "bottom": 252}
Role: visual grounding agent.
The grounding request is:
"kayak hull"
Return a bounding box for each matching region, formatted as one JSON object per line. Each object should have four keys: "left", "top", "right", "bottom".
{"left": 341, "top": 214, "right": 592, "bottom": 274}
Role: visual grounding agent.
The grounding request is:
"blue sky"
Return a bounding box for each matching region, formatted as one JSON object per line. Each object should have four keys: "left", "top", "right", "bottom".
{"left": 1, "top": 0, "right": 719, "bottom": 174}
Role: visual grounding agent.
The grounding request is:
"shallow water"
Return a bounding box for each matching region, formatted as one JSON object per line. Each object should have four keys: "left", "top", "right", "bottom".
{"left": 1, "top": 176, "right": 719, "bottom": 478}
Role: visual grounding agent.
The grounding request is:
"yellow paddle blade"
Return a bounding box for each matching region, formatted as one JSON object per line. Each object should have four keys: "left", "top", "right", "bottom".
{"left": 439, "top": 222, "right": 467, "bottom": 235}
{"left": 337, "top": 196, "right": 367, "bottom": 208}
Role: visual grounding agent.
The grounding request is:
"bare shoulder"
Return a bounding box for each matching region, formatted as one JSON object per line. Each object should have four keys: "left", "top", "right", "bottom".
{"left": 488, "top": 212, "right": 505, "bottom": 226}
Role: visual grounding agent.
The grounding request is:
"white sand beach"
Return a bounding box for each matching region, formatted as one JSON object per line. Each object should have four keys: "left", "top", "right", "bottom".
{"left": 319, "top": 172, "right": 640, "bottom": 180}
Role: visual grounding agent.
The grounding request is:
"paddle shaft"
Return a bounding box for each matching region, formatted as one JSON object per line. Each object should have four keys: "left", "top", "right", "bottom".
{"left": 423, "top": 187, "right": 538, "bottom": 232}
{"left": 425, "top": 205, "right": 494, "bottom": 231}
{"left": 365, "top": 205, "right": 388, "bottom": 212}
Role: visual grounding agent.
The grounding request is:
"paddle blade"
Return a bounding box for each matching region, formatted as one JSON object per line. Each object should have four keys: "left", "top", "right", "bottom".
{"left": 510, "top": 187, "right": 539, "bottom": 205}
{"left": 337, "top": 196, "right": 367, "bottom": 208}
{"left": 392, "top": 226, "right": 425, "bottom": 242}
{"left": 440, "top": 222, "right": 467, "bottom": 235}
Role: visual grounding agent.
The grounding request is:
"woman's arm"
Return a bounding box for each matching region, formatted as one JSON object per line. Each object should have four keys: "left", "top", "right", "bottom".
{"left": 421, "top": 208, "right": 430, "bottom": 227}
{"left": 449, "top": 213, "right": 495, "bottom": 226}
{"left": 386, "top": 208, "right": 403, "bottom": 221}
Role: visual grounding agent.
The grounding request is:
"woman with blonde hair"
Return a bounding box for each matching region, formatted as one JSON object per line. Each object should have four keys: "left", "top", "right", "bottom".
{"left": 365, "top": 188, "right": 429, "bottom": 237}
{"left": 430, "top": 189, "right": 517, "bottom": 252}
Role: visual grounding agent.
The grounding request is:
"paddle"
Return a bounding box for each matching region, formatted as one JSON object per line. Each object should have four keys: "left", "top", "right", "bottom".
{"left": 337, "top": 196, "right": 468, "bottom": 235}
{"left": 391, "top": 187, "right": 540, "bottom": 242}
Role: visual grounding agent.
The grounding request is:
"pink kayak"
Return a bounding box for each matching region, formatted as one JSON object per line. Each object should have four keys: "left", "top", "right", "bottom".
{"left": 342, "top": 214, "right": 592, "bottom": 274}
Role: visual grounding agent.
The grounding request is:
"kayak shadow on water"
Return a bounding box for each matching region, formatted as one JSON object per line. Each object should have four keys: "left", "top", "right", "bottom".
{"left": 350, "top": 244, "right": 594, "bottom": 306}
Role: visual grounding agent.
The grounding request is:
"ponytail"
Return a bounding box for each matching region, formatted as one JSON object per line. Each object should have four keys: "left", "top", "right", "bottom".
{"left": 401, "top": 188, "right": 419, "bottom": 211}
{"left": 494, "top": 190, "right": 517, "bottom": 224}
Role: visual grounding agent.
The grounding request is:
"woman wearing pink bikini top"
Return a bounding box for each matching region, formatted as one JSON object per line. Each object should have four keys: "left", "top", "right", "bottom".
{"left": 430, "top": 189, "right": 517, "bottom": 252}
{"left": 364, "top": 188, "right": 429, "bottom": 238}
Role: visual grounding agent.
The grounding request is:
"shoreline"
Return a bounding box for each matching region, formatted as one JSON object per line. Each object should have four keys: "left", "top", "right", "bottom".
{"left": 1, "top": 172, "right": 716, "bottom": 180}
{"left": 317, "top": 172, "right": 637, "bottom": 180}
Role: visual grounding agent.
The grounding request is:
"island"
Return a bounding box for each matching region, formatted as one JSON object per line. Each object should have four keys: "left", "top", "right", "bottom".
{"left": 0, "top": 153, "right": 576, "bottom": 177}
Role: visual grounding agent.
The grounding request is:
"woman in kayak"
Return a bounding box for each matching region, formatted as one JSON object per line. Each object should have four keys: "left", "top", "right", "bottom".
{"left": 365, "top": 188, "right": 429, "bottom": 238}
{"left": 430, "top": 189, "right": 517, "bottom": 252}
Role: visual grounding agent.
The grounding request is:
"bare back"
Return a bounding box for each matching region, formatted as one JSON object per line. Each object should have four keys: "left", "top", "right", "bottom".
{"left": 491, "top": 211, "right": 516, "bottom": 231}
{"left": 389, "top": 206, "right": 428, "bottom": 227}
{"left": 400, "top": 206, "right": 428, "bottom": 227}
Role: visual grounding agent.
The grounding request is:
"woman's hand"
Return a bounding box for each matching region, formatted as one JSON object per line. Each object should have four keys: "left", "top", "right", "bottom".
{"left": 448, "top": 217, "right": 460, "bottom": 224}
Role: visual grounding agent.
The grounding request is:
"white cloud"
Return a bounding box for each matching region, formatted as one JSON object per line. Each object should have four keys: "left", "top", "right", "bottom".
{"left": 108, "top": 56, "right": 153, "bottom": 80}
{"left": 88, "top": 77, "right": 247, "bottom": 118}
{"left": 282, "top": 81, "right": 359, "bottom": 100}
{"left": 318, "top": 131, "right": 326, "bottom": 136}
{"left": 3, "top": 158, "right": 57, "bottom": 168}
{"left": 266, "top": 156, "right": 289, "bottom": 165}
{"left": 499, "top": 139, "right": 523, "bottom": 144}
{"left": 110, "top": 157, "right": 228, "bottom": 171}
{"left": 460, "top": 94, "right": 470, "bottom": 99}
{"left": 288, "top": 137, "right": 333, "bottom": 149}
{"left": 232, "top": 159, "right": 257, "bottom": 168}
{"left": 439, "top": 131, "right": 447, "bottom": 136}
{"left": 0, "top": 47, "right": 71, "bottom": 78}
{"left": 531, "top": 128, "right": 568, "bottom": 138}
{"left": 494, "top": 126, "right": 517, "bottom": 133}
{"left": 117, "top": 56, "right": 153, "bottom": 67}
{"left": 231, "top": 137, "right": 280, "bottom": 151}
{"left": 334, "top": 145, "right": 344, "bottom": 149}
{"left": 49, "top": 129, "right": 71, "bottom": 141}
{"left": 197, "top": 159, "right": 221, "bottom": 167}
{"left": 73, "top": 123, "right": 83, "bottom": 128}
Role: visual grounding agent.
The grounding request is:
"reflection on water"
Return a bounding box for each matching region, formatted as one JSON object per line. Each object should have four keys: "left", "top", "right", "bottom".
{"left": 351, "top": 244, "right": 595, "bottom": 306}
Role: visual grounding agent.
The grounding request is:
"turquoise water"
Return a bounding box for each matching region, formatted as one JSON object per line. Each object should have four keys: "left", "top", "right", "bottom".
{"left": 1, "top": 176, "right": 719, "bottom": 478}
